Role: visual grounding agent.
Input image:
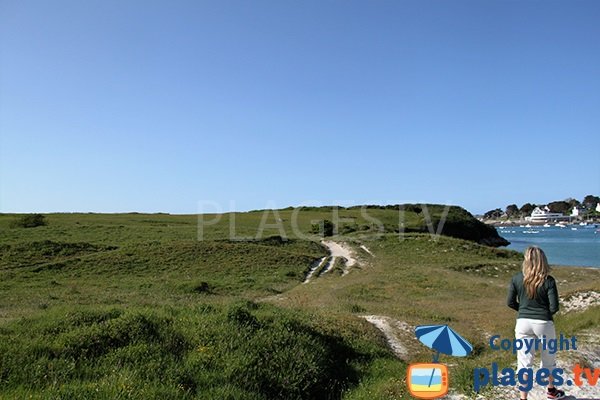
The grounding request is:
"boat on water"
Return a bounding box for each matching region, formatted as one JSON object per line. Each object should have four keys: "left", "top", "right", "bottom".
{"left": 523, "top": 230, "right": 539, "bottom": 234}
{"left": 543, "top": 223, "right": 551, "bottom": 228}
{"left": 555, "top": 223, "right": 567, "bottom": 228}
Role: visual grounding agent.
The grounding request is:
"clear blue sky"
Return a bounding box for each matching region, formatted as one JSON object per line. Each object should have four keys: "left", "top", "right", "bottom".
{"left": 1, "top": 0, "right": 599, "bottom": 214}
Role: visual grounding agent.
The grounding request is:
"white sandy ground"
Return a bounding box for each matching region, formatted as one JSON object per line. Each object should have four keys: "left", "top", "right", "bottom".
{"left": 303, "top": 241, "right": 363, "bottom": 283}
{"left": 561, "top": 291, "right": 600, "bottom": 314}
{"left": 302, "top": 256, "right": 327, "bottom": 284}
{"left": 360, "top": 244, "right": 375, "bottom": 257}
{"left": 321, "top": 240, "right": 357, "bottom": 276}
{"left": 361, "top": 315, "right": 411, "bottom": 360}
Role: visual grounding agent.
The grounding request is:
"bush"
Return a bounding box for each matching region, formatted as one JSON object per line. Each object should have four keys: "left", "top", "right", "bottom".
{"left": 191, "top": 281, "right": 212, "bottom": 294}
{"left": 339, "top": 223, "right": 358, "bottom": 234}
{"left": 0, "top": 305, "right": 375, "bottom": 399}
{"left": 310, "top": 220, "right": 335, "bottom": 237}
{"left": 9, "top": 213, "right": 47, "bottom": 228}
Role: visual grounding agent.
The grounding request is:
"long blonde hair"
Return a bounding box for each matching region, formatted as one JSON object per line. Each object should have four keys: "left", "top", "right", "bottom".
{"left": 522, "top": 246, "right": 550, "bottom": 299}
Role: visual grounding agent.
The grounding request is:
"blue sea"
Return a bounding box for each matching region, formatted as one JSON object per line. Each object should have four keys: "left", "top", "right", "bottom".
{"left": 497, "top": 225, "right": 600, "bottom": 268}
{"left": 411, "top": 375, "right": 442, "bottom": 386}
{"left": 410, "top": 368, "right": 442, "bottom": 386}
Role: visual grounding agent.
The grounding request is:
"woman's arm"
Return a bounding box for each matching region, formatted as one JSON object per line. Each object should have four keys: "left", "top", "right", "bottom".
{"left": 547, "top": 276, "right": 559, "bottom": 315}
{"left": 507, "top": 278, "right": 519, "bottom": 311}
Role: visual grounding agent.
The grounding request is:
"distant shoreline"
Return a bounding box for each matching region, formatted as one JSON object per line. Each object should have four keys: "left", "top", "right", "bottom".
{"left": 484, "top": 219, "right": 600, "bottom": 227}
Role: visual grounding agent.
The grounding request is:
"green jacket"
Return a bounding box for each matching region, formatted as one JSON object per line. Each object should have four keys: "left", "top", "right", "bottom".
{"left": 507, "top": 272, "right": 559, "bottom": 321}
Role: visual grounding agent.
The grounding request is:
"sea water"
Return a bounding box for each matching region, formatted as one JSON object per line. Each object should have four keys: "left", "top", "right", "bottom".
{"left": 497, "top": 225, "right": 600, "bottom": 268}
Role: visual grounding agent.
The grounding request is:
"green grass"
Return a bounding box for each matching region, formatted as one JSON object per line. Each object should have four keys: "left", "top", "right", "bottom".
{"left": 0, "top": 204, "right": 504, "bottom": 244}
{"left": 0, "top": 235, "right": 326, "bottom": 323}
{"left": 0, "top": 302, "right": 396, "bottom": 399}
{"left": 1, "top": 209, "right": 598, "bottom": 399}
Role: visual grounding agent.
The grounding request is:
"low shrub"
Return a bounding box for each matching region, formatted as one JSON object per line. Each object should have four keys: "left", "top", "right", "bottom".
{"left": 310, "top": 220, "right": 335, "bottom": 237}
{"left": 9, "top": 213, "right": 46, "bottom": 228}
{"left": 0, "top": 304, "right": 378, "bottom": 399}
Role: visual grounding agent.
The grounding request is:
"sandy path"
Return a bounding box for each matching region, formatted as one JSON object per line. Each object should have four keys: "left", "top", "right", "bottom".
{"left": 359, "top": 244, "right": 375, "bottom": 257}
{"left": 321, "top": 240, "right": 357, "bottom": 276}
{"left": 304, "top": 240, "right": 364, "bottom": 283}
{"left": 361, "top": 315, "right": 410, "bottom": 360}
{"left": 303, "top": 256, "right": 327, "bottom": 284}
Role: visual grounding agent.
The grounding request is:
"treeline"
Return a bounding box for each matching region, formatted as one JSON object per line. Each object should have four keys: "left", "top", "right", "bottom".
{"left": 483, "top": 194, "right": 600, "bottom": 220}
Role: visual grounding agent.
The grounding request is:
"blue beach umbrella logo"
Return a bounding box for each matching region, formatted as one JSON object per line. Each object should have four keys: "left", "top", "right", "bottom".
{"left": 407, "top": 325, "right": 474, "bottom": 398}
{"left": 415, "top": 324, "right": 473, "bottom": 362}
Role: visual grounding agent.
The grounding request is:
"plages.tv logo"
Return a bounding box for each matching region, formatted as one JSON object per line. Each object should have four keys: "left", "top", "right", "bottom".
{"left": 407, "top": 324, "right": 473, "bottom": 399}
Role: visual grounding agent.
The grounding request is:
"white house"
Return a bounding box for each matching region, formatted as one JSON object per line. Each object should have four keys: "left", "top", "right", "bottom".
{"left": 597, "top": 203, "right": 600, "bottom": 213}
{"left": 571, "top": 206, "right": 584, "bottom": 217}
{"left": 526, "top": 206, "right": 566, "bottom": 222}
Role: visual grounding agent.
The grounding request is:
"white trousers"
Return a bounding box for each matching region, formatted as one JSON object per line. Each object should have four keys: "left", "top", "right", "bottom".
{"left": 515, "top": 318, "right": 557, "bottom": 371}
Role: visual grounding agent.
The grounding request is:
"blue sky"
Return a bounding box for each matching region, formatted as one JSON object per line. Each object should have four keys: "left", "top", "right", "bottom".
{"left": 1, "top": 0, "right": 599, "bottom": 214}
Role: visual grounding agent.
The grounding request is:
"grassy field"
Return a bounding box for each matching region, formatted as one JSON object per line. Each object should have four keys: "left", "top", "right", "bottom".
{"left": 0, "top": 208, "right": 598, "bottom": 399}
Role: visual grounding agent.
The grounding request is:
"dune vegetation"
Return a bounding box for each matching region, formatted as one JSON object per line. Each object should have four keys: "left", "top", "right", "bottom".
{"left": 0, "top": 206, "right": 598, "bottom": 399}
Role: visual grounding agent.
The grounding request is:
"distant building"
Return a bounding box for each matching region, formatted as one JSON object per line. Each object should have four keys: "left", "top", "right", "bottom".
{"left": 597, "top": 203, "right": 600, "bottom": 213}
{"left": 526, "top": 206, "right": 568, "bottom": 222}
{"left": 571, "top": 206, "right": 585, "bottom": 217}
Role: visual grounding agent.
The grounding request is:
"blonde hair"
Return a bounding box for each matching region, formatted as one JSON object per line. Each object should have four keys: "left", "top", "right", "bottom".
{"left": 522, "top": 246, "right": 550, "bottom": 299}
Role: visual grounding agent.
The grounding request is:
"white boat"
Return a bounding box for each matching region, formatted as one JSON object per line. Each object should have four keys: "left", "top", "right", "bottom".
{"left": 579, "top": 222, "right": 588, "bottom": 226}
{"left": 525, "top": 224, "right": 532, "bottom": 228}
{"left": 571, "top": 227, "right": 578, "bottom": 231}
{"left": 543, "top": 224, "right": 551, "bottom": 228}
{"left": 556, "top": 223, "right": 567, "bottom": 228}
{"left": 523, "top": 230, "right": 539, "bottom": 234}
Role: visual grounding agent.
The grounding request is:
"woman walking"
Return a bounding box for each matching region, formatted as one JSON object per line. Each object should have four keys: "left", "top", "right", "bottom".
{"left": 507, "top": 246, "right": 566, "bottom": 400}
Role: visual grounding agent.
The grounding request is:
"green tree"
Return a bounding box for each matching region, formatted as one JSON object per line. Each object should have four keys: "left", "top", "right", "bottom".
{"left": 547, "top": 201, "right": 570, "bottom": 214}
{"left": 311, "top": 220, "right": 335, "bottom": 237}
{"left": 483, "top": 208, "right": 503, "bottom": 219}
{"left": 566, "top": 198, "right": 581, "bottom": 209}
{"left": 583, "top": 195, "right": 600, "bottom": 209}
{"left": 505, "top": 204, "right": 519, "bottom": 218}
{"left": 519, "top": 203, "right": 536, "bottom": 217}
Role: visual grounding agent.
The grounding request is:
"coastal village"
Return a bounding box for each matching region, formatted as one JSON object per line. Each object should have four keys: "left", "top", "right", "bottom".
{"left": 480, "top": 196, "right": 600, "bottom": 227}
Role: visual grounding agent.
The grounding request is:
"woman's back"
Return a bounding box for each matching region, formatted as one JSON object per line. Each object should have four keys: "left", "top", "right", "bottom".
{"left": 507, "top": 271, "right": 559, "bottom": 321}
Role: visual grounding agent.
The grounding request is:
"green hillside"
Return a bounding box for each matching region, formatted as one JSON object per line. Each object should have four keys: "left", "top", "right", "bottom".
{"left": 0, "top": 207, "right": 597, "bottom": 399}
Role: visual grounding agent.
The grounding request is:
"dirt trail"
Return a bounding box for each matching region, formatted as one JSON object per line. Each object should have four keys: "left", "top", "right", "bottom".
{"left": 361, "top": 315, "right": 411, "bottom": 360}
{"left": 321, "top": 240, "right": 357, "bottom": 276}
{"left": 302, "top": 257, "right": 327, "bottom": 284}
{"left": 359, "top": 244, "right": 374, "bottom": 257}
{"left": 303, "top": 241, "right": 360, "bottom": 283}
